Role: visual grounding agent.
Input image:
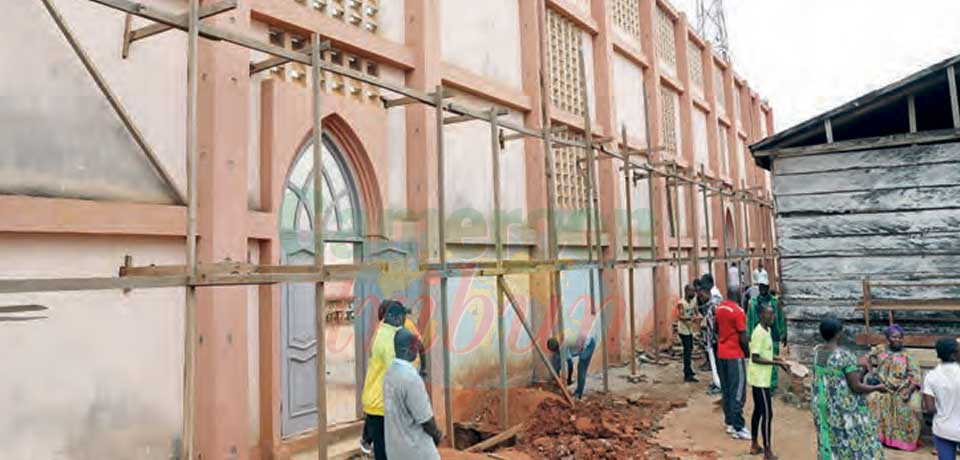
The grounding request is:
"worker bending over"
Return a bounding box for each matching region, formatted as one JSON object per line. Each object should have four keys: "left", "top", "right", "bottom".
{"left": 547, "top": 332, "right": 597, "bottom": 400}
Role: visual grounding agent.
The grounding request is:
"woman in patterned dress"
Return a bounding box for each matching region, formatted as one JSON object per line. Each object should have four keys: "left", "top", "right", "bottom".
{"left": 861, "top": 324, "right": 923, "bottom": 451}
{"left": 811, "top": 318, "right": 888, "bottom": 460}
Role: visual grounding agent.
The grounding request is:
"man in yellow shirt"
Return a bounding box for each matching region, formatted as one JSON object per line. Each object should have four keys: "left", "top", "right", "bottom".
{"left": 360, "top": 300, "right": 408, "bottom": 460}
{"left": 747, "top": 303, "right": 789, "bottom": 459}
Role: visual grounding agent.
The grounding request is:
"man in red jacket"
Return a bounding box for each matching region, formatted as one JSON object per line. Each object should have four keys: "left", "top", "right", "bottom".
{"left": 713, "top": 287, "right": 751, "bottom": 440}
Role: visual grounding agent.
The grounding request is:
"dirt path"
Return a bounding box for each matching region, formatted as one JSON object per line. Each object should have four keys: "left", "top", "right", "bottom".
{"left": 615, "top": 359, "right": 936, "bottom": 460}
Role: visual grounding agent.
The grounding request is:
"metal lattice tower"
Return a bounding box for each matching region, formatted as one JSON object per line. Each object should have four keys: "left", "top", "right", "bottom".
{"left": 696, "top": 0, "right": 731, "bottom": 61}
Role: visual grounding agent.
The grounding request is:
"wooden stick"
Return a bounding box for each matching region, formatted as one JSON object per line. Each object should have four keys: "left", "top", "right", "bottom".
{"left": 464, "top": 423, "right": 525, "bottom": 453}
{"left": 949, "top": 66, "right": 960, "bottom": 128}
{"left": 577, "top": 47, "right": 608, "bottom": 393}
{"left": 490, "top": 108, "right": 509, "bottom": 430}
{"left": 250, "top": 56, "right": 292, "bottom": 75}
{"left": 182, "top": 2, "right": 199, "bottom": 459}
{"left": 536, "top": 0, "right": 565, "bottom": 353}
{"left": 312, "top": 34, "right": 329, "bottom": 460}
{"left": 907, "top": 95, "right": 917, "bottom": 134}
{"left": 623, "top": 126, "right": 637, "bottom": 376}
{"left": 40, "top": 0, "right": 186, "bottom": 205}
{"left": 435, "top": 86, "right": 456, "bottom": 449}
{"left": 499, "top": 277, "right": 576, "bottom": 407}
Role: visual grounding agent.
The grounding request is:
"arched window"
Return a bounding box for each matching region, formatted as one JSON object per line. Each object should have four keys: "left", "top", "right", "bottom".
{"left": 280, "top": 134, "right": 362, "bottom": 263}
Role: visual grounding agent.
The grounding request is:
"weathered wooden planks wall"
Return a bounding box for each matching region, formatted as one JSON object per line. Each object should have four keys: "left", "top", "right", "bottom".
{"left": 773, "top": 142, "right": 960, "bottom": 357}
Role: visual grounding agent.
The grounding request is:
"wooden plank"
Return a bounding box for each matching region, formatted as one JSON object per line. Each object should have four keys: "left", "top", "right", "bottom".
{"left": 778, "top": 209, "right": 960, "bottom": 240}
{"left": 777, "top": 279, "right": 960, "bottom": 302}
{"left": 250, "top": 56, "right": 291, "bottom": 75}
{"left": 774, "top": 162, "right": 960, "bottom": 196}
{"left": 0, "top": 304, "right": 48, "bottom": 313}
{"left": 824, "top": 118, "right": 834, "bottom": 143}
{"left": 949, "top": 65, "right": 960, "bottom": 128}
{"left": 128, "top": 0, "right": 237, "bottom": 43}
{"left": 773, "top": 142, "right": 960, "bottom": 176}
{"left": 781, "top": 255, "right": 960, "bottom": 281}
{"left": 908, "top": 95, "right": 917, "bottom": 134}
{"left": 463, "top": 424, "right": 525, "bottom": 453}
{"left": 756, "top": 128, "right": 960, "bottom": 161}
{"left": 779, "top": 232, "right": 960, "bottom": 258}
{"left": 776, "top": 185, "right": 960, "bottom": 215}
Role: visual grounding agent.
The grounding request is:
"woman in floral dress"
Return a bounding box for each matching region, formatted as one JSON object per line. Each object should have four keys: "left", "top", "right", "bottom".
{"left": 861, "top": 324, "right": 923, "bottom": 451}
{"left": 811, "top": 318, "right": 888, "bottom": 460}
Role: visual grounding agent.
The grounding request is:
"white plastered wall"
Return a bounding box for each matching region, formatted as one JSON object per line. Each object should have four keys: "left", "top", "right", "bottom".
{"left": 442, "top": 92, "right": 527, "bottom": 246}
{"left": 0, "top": 235, "right": 184, "bottom": 460}
{"left": 54, "top": 0, "right": 188, "bottom": 193}
{"left": 612, "top": 53, "right": 647, "bottom": 144}
{"left": 440, "top": 0, "right": 523, "bottom": 89}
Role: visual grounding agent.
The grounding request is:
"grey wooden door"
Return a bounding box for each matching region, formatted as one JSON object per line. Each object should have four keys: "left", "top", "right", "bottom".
{"left": 351, "top": 240, "right": 422, "bottom": 391}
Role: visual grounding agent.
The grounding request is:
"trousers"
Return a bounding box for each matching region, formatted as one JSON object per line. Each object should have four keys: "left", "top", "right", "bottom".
{"left": 751, "top": 386, "right": 773, "bottom": 449}
{"left": 717, "top": 358, "right": 746, "bottom": 430}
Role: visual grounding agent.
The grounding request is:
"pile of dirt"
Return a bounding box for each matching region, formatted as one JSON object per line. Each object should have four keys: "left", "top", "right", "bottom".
{"left": 456, "top": 386, "right": 562, "bottom": 428}
{"left": 517, "top": 396, "right": 713, "bottom": 460}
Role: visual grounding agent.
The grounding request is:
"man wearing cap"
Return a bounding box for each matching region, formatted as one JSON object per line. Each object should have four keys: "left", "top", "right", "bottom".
{"left": 360, "top": 300, "right": 407, "bottom": 460}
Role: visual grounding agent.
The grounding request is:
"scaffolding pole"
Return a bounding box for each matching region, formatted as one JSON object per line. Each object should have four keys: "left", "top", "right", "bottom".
{"left": 489, "top": 108, "right": 509, "bottom": 429}
{"left": 182, "top": 2, "right": 198, "bottom": 458}
{"left": 577, "top": 48, "right": 608, "bottom": 393}
{"left": 701, "top": 165, "right": 713, "bottom": 275}
{"left": 311, "top": 34, "right": 329, "bottom": 460}
{"left": 536, "top": 0, "right": 564, "bottom": 350}
{"left": 434, "top": 87, "right": 456, "bottom": 449}
{"left": 622, "top": 126, "right": 637, "bottom": 376}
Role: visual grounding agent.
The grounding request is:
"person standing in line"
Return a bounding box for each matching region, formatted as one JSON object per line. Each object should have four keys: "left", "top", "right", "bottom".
{"left": 747, "top": 283, "right": 788, "bottom": 390}
{"left": 360, "top": 300, "right": 408, "bottom": 460}
{"left": 384, "top": 328, "right": 443, "bottom": 460}
{"left": 748, "top": 303, "right": 790, "bottom": 459}
{"left": 810, "top": 317, "right": 887, "bottom": 460}
{"left": 676, "top": 284, "right": 700, "bottom": 383}
{"left": 923, "top": 337, "right": 960, "bottom": 460}
{"left": 696, "top": 278, "right": 722, "bottom": 394}
{"left": 860, "top": 324, "right": 923, "bottom": 451}
{"left": 713, "top": 286, "right": 751, "bottom": 440}
{"left": 752, "top": 262, "right": 768, "bottom": 287}
{"left": 727, "top": 262, "right": 741, "bottom": 301}
{"left": 361, "top": 301, "right": 425, "bottom": 457}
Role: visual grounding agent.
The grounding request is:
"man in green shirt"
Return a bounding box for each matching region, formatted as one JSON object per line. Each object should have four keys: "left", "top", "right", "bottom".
{"left": 746, "top": 283, "right": 787, "bottom": 390}
{"left": 748, "top": 304, "right": 790, "bottom": 460}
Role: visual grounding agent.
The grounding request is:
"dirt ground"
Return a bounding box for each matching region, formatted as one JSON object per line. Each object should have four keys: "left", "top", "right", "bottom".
{"left": 444, "top": 354, "right": 938, "bottom": 460}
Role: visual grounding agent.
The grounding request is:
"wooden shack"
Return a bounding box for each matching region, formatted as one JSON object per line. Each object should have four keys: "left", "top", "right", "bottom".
{"left": 750, "top": 54, "right": 960, "bottom": 357}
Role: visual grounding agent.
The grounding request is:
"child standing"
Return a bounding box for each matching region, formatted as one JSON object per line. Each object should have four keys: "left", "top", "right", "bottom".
{"left": 748, "top": 304, "right": 789, "bottom": 459}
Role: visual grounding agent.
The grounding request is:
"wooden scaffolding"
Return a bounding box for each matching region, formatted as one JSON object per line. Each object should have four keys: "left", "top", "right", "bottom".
{"left": 6, "top": 0, "right": 778, "bottom": 458}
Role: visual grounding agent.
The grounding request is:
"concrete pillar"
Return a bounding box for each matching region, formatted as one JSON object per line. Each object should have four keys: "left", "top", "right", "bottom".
{"left": 637, "top": 0, "right": 671, "bottom": 349}
{"left": 195, "top": 3, "right": 252, "bottom": 459}
{"left": 404, "top": 0, "right": 446, "bottom": 431}
{"left": 518, "top": 0, "right": 555, "bottom": 381}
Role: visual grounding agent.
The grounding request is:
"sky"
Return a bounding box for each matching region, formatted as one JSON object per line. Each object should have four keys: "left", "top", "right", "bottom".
{"left": 670, "top": 0, "right": 960, "bottom": 131}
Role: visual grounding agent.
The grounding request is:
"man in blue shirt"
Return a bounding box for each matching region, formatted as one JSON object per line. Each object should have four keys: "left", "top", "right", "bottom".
{"left": 547, "top": 333, "right": 596, "bottom": 400}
